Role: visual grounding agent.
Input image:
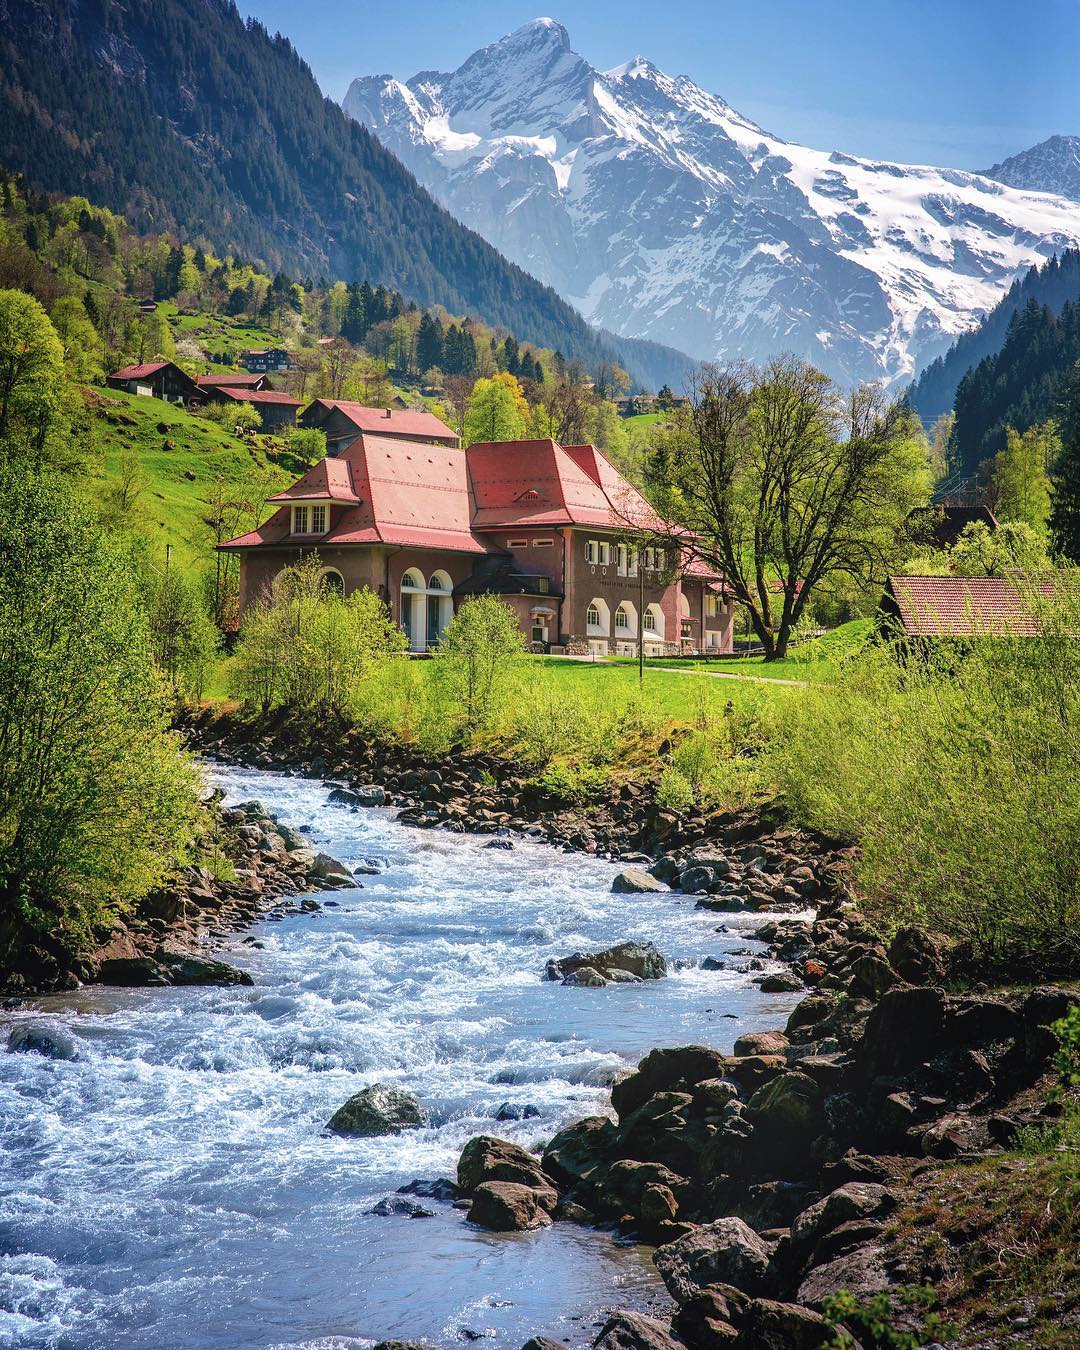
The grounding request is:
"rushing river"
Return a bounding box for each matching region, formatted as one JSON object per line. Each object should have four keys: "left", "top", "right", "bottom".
{"left": 1, "top": 766, "right": 807, "bottom": 1350}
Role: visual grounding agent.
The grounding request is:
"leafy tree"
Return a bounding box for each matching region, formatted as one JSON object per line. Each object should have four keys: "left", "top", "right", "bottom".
{"left": 49, "top": 294, "right": 101, "bottom": 381}
{"left": 463, "top": 372, "right": 529, "bottom": 446}
{"left": 431, "top": 594, "right": 525, "bottom": 735}
{"left": 230, "top": 556, "right": 406, "bottom": 717}
{"left": 1051, "top": 412, "right": 1080, "bottom": 563}
{"left": 990, "top": 424, "right": 1054, "bottom": 532}
{"left": 284, "top": 425, "right": 326, "bottom": 467}
{"left": 651, "top": 358, "right": 930, "bottom": 660}
{"left": 949, "top": 520, "right": 1051, "bottom": 577}
{"left": 0, "top": 288, "right": 65, "bottom": 456}
{"left": 0, "top": 464, "right": 202, "bottom": 955}
{"left": 149, "top": 567, "right": 220, "bottom": 701}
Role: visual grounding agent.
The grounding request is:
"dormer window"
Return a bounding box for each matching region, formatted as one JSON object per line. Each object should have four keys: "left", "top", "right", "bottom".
{"left": 292, "top": 503, "right": 328, "bottom": 535}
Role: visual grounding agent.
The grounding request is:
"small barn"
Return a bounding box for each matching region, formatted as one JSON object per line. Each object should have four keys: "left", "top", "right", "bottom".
{"left": 877, "top": 575, "right": 1061, "bottom": 642}
{"left": 204, "top": 386, "right": 301, "bottom": 433}
{"left": 106, "top": 361, "right": 199, "bottom": 403}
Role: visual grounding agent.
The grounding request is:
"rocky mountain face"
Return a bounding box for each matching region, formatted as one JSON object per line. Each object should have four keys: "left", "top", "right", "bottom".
{"left": 985, "top": 134, "right": 1080, "bottom": 202}
{"left": 344, "top": 18, "right": 1080, "bottom": 386}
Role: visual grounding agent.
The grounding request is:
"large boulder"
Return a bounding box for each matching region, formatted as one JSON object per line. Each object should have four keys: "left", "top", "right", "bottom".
{"left": 96, "top": 956, "right": 171, "bottom": 986}
{"left": 653, "top": 1218, "right": 773, "bottom": 1303}
{"left": 593, "top": 1311, "right": 683, "bottom": 1350}
{"left": 886, "top": 927, "right": 950, "bottom": 984}
{"left": 733, "top": 1030, "right": 789, "bottom": 1058}
{"left": 797, "top": 1244, "right": 890, "bottom": 1308}
{"left": 157, "top": 951, "right": 254, "bottom": 986}
{"left": 745, "top": 1071, "right": 823, "bottom": 1146}
{"left": 612, "top": 869, "right": 666, "bottom": 894}
{"left": 547, "top": 942, "right": 666, "bottom": 984}
{"left": 7, "top": 1024, "right": 79, "bottom": 1060}
{"left": 326, "top": 1083, "right": 427, "bottom": 1137}
{"left": 790, "top": 1183, "right": 896, "bottom": 1260}
{"left": 858, "top": 985, "right": 946, "bottom": 1080}
{"left": 310, "top": 853, "right": 356, "bottom": 888}
{"left": 739, "top": 1299, "right": 832, "bottom": 1349}
{"left": 672, "top": 1286, "right": 748, "bottom": 1346}
{"left": 458, "top": 1135, "right": 550, "bottom": 1194}
{"left": 597, "top": 1159, "right": 688, "bottom": 1218}
{"left": 542, "top": 1115, "right": 619, "bottom": 1188}
{"left": 612, "top": 1045, "right": 730, "bottom": 1119}
{"left": 468, "top": 1180, "right": 555, "bottom": 1231}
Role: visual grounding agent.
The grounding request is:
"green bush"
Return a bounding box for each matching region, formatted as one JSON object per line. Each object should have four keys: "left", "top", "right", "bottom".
{"left": 771, "top": 584, "right": 1080, "bottom": 974}
{"left": 656, "top": 766, "right": 694, "bottom": 814}
{"left": 0, "top": 464, "right": 202, "bottom": 948}
{"left": 528, "top": 760, "right": 611, "bottom": 805}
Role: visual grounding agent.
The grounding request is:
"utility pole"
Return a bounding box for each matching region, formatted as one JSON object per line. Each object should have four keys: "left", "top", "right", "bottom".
{"left": 165, "top": 542, "right": 172, "bottom": 580}
{"left": 638, "top": 545, "right": 645, "bottom": 686}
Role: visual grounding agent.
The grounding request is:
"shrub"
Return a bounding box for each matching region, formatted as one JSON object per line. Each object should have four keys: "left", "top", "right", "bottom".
{"left": 656, "top": 766, "right": 694, "bottom": 814}
{"left": 229, "top": 557, "right": 406, "bottom": 718}
{"left": 771, "top": 583, "right": 1080, "bottom": 975}
{"left": 429, "top": 595, "right": 525, "bottom": 738}
{"left": 528, "top": 760, "right": 611, "bottom": 804}
{"left": 0, "top": 464, "right": 202, "bottom": 948}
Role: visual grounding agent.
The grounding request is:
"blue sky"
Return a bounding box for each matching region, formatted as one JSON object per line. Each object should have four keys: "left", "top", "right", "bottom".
{"left": 242, "top": 0, "right": 1080, "bottom": 168}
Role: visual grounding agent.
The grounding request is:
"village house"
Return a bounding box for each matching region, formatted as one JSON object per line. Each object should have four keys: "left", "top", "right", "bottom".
{"left": 200, "top": 385, "right": 301, "bottom": 433}
{"left": 219, "top": 412, "right": 734, "bottom": 655}
{"left": 298, "top": 399, "right": 460, "bottom": 454}
{"left": 106, "top": 360, "right": 199, "bottom": 403}
{"left": 196, "top": 372, "right": 274, "bottom": 393}
{"left": 876, "top": 574, "right": 1063, "bottom": 642}
{"left": 240, "top": 346, "right": 291, "bottom": 373}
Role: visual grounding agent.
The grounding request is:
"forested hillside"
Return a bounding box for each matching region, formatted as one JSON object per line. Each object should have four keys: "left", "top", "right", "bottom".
{"left": 0, "top": 0, "right": 689, "bottom": 389}
{"left": 910, "top": 248, "right": 1080, "bottom": 425}
{"left": 948, "top": 298, "right": 1080, "bottom": 475}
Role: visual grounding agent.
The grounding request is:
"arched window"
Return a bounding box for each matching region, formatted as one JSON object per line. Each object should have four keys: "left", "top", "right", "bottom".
{"left": 400, "top": 569, "right": 426, "bottom": 651}
{"left": 586, "top": 598, "right": 609, "bottom": 635}
{"left": 643, "top": 610, "right": 655, "bottom": 631}
{"left": 321, "top": 568, "right": 344, "bottom": 598}
{"left": 644, "top": 603, "right": 665, "bottom": 639}
{"left": 426, "top": 570, "right": 453, "bottom": 645}
{"left": 614, "top": 600, "right": 637, "bottom": 635}
{"left": 615, "top": 604, "right": 629, "bottom": 629}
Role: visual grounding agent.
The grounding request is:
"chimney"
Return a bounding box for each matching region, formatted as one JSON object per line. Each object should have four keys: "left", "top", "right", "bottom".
{"left": 384, "top": 407, "right": 392, "bottom": 418}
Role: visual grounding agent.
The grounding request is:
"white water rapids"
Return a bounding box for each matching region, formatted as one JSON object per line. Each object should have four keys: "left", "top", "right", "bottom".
{"left": 0, "top": 765, "right": 807, "bottom": 1349}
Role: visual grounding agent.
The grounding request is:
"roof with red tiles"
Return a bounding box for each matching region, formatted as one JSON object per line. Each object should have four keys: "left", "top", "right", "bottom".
{"left": 196, "top": 373, "right": 269, "bottom": 388}
{"left": 468, "top": 439, "right": 663, "bottom": 530}
{"left": 215, "top": 387, "right": 300, "bottom": 406}
{"left": 266, "top": 458, "right": 361, "bottom": 504}
{"left": 108, "top": 361, "right": 173, "bottom": 380}
{"left": 305, "top": 399, "right": 456, "bottom": 443}
{"left": 883, "top": 575, "right": 1064, "bottom": 637}
{"left": 221, "top": 437, "right": 667, "bottom": 556}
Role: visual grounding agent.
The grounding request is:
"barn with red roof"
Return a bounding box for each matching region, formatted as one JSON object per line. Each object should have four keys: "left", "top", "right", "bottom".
{"left": 106, "top": 360, "right": 199, "bottom": 403}
{"left": 220, "top": 417, "right": 734, "bottom": 655}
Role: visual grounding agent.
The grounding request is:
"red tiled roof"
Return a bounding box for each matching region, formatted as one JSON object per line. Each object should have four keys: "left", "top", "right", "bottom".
{"left": 468, "top": 440, "right": 663, "bottom": 530}
{"left": 216, "top": 388, "right": 300, "bottom": 406}
{"left": 266, "top": 458, "right": 360, "bottom": 503}
{"left": 109, "top": 361, "right": 171, "bottom": 380}
{"left": 197, "top": 373, "right": 268, "bottom": 388}
{"left": 884, "top": 575, "right": 1062, "bottom": 637}
{"left": 308, "top": 399, "right": 456, "bottom": 443}
{"left": 222, "top": 437, "right": 665, "bottom": 556}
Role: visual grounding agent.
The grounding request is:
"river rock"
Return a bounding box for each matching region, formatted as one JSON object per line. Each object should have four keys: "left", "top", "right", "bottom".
{"left": 562, "top": 966, "right": 610, "bottom": 987}
{"left": 310, "top": 853, "right": 356, "bottom": 889}
{"left": 611, "top": 869, "right": 666, "bottom": 894}
{"left": 672, "top": 1285, "right": 749, "bottom": 1346}
{"left": 886, "top": 926, "right": 950, "bottom": 984}
{"left": 157, "top": 951, "right": 254, "bottom": 986}
{"left": 654, "top": 1217, "right": 774, "bottom": 1302}
{"left": 468, "top": 1180, "right": 555, "bottom": 1231}
{"left": 97, "top": 956, "right": 171, "bottom": 987}
{"left": 7, "top": 1024, "right": 79, "bottom": 1060}
{"left": 521, "top": 1339, "right": 565, "bottom": 1350}
{"left": 611, "top": 1045, "right": 730, "bottom": 1119}
{"left": 790, "top": 1183, "right": 896, "bottom": 1259}
{"left": 326, "top": 1083, "right": 427, "bottom": 1136}
{"left": 368, "top": 1195, "right": 434, "bottom": 1218}
{"left": 542, "top": 1115, "right": 619, "bottom": 1188}
{"left": 740, "top": 1298, "right": 832, "bottom": 1349}
{"left": 745, "top": 1071, "right": 823, "bottom": 1152}
{"left": 458, "top": 1136, "right": 550, "bottom": 1194}
{"left": 593, "top": 1311, "right": 683, "bottom": 1350}
{"left": 758, "top": 971, "right": 804, "bottom": 993}
{"left": 327, "top": 787, "right": 361, "bottom": 808}
{"left": 546, "top": 942, "right": 666, "bottom": 984}
{"left": 734, "top": 1030, "right": 789, "bottom": 1058}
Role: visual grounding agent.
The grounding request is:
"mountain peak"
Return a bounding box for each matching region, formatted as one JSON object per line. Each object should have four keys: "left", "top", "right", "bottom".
{"left": 984, "top": 134, "right": 1080, "bottom": 201}
{"left": 501, "top": 17, "right": 571, "bottom": 51}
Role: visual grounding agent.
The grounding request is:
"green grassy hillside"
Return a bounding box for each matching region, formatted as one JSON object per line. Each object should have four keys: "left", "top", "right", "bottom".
{"left": 88, "top": 386, "right": 298, "bottom": 572}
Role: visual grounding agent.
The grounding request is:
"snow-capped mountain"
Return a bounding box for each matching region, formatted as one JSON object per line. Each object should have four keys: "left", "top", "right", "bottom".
{"left": 985, "top": 135, "right": 1080, "bottom": 203}
{"left": 343, "top": 18, "right": 1080, "bottom": 386}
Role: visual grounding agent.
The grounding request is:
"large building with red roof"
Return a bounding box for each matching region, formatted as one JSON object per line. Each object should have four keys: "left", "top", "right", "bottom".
{"left": 220, "top": 412, "right": 733, "bottom": 655}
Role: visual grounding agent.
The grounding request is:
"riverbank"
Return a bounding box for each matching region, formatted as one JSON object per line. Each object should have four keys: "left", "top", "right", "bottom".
{"left": 0, "top": 794, "right": 350, "bottom": 996}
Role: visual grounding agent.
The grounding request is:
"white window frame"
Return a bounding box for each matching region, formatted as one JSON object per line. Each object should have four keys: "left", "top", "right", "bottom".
{"left": 532, "top": 537, "right": 554, "bottom": 547}
{"left": 310, "top": 504, "right": 327, "bottom": 535}
{"left": 292, "top": 504, "right": 309, "bottom": 535}
{"left": 628, "top": 547, "right": 638, "bottom": 577}
{"left": 643, "top": 610, "right": 656, "bottom": 632}
{"left": 585, "top": 540, "right": 597, "bottom": 564}
{"left": 597, "top": 541, "right": 610, "bottom": 566}
{"left": 616, "top": 544, "right": 627, "bottom": 576}
{"left": 586, "top": 603, "right": 600, "bottom": 627}
{"left": 614, "top": 604, "right": 630, "bottom": 630}
{"left": 508, "top": 538, "right": 528, "bottom": 548}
